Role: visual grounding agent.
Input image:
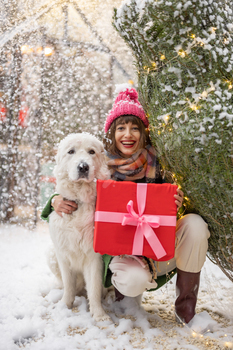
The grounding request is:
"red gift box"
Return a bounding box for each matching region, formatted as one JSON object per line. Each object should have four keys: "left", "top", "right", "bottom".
{"left": 94, "top": 180, "right": 178, "bottom": 261}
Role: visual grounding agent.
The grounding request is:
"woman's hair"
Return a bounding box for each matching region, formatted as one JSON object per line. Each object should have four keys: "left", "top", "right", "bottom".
{"left": 103, "top": 115, "right": 151, "bottom": 156}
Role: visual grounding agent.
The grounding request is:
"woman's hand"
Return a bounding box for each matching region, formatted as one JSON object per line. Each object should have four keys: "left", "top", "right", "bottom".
{"left": 174, "top": 188, "right": 184, "bottom": 211}
{"left": 51, "top": 195, "right": 78, "bottom": 217}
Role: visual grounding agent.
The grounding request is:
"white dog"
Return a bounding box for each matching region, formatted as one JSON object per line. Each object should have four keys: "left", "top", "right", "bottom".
{"left": 48, "top": 133, "right": 111, "bottom": 322}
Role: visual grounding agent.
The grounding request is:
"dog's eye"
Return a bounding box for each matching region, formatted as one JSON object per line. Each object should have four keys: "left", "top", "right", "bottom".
{"left": 88, "top": 149, "right": 95, "bottom": 155}
{"left": 68, "top": 149, "right": 75, "bottom": 155}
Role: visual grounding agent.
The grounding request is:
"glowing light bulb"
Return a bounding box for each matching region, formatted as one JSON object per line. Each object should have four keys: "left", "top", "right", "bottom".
{"left": 160, "top": 54, "right": 166, "bottom": 60}
{"left": 211, "top": 27, "right": 217, "bottom": 33}
{"left": 190, "top": 34, "right": 196, "bottom": 39}
{"left": 151, "top": 62, "right": 156, "bottom": 68}
{"left": 178, "top": 50, "right": 186, "bottom": 58}
{"left": 44, "top": 47, "right": 54, "bottom": 56}
{"left": 128, "top": 80, "right": 134, "bottom": 85}
{"left": 190, "top": 104, "right": 199, "bottom": 111}
{"left": 21, "top": 45, "right": 33, "bottom": 54}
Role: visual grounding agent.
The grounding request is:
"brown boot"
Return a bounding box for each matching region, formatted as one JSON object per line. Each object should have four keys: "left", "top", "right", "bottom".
{"left": 175, "top": 268, "right": 201, "bottom": 324}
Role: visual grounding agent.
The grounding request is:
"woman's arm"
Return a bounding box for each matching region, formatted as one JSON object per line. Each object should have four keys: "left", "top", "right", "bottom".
{"left": 51, "top": 195, "right": 78, "bottom": 217}
{"left": 41, "top": 194, "right": 78, "bottom": 222}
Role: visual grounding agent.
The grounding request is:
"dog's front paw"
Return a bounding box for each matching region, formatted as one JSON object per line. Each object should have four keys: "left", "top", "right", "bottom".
{"left": 91, "top": 307, "right": 112, "bottom": 323}
{"left": 93, "top": 313, "right": 112, "bottom": 323}
{"left": 61, "top": 296, "right": 74, "bottom": 309}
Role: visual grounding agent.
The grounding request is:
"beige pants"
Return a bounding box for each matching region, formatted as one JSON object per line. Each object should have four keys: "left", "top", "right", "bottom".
{"left": 157, "top": 213, "right": 210, "bottom": 275}
{"left": 109, "top": 214, "right": 210, "bottom": 297}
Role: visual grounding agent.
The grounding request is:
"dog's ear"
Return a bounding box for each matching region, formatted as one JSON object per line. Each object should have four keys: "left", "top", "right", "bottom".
{"left": 96, "top": 146, "right": 111, "bottom": 180}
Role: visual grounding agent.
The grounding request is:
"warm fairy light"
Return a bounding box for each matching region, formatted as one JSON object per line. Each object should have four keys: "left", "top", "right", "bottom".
{"left": 163, "top": 115, "right": 170, "bottom": 124}
{"left": 211, "top": 27, "right": 217, "bottom": 33}
{"left": 228, "top": 84, "right": 233, "bottom": 89}
{"left": 21, "top": 45, "right": 33, "bottom": 54}
{"left": 190, "top": 34, "right": 196, "bottom": 39}
{"left": 178, "top": 50, "right": 186, "bottom": 58}
{"left": 128, "top": 80, "right": 134, "bottom": 85}
{"left": 225, "top": 342, "right": 233, "bottom": 348}
{"left": 192, "top": 332, "right": 196, "bottom": 337}
{"left": 44, "top": 47, "right": 54, "bottom": 56}
{"left": 158, "top": 130, "right": 161, "bottom": 135}
{"left": 143, "top": 66, "right": 147, "bottom": 70}
{"left": 36, "top": 47, "right": 43, "bottom": 54}
{"left": 160, "top": 54, "right": 166, "bottom": 60}
{"left": 190, "top": 104, "right": 199, "bottom": 111}
{"left": 151, "top": 61, "right": 156, "bottom": 67}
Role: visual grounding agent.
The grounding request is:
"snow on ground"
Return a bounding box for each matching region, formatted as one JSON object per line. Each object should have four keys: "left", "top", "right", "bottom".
{"left": 0, "top": 222, "right": 232, "bottom": 350}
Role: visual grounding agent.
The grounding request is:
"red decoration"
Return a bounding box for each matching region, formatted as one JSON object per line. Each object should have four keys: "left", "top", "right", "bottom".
{"left": 19, "top": 106, "right": 28, "bottom": 127}
{"left": 0, "top": 102, "right": 6, "bottom": 121}
{"left": 94, "top": 180, "right": 178, "bottom": 261}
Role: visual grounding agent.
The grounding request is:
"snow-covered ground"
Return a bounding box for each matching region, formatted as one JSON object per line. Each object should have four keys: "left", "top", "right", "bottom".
{"left": 0, "top": 222, "right": 232, "bottom": 350}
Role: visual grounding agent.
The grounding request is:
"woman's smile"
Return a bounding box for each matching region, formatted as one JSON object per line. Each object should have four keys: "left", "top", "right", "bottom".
{"left": 115, "top": 122, "right": 140, "bottom": 157}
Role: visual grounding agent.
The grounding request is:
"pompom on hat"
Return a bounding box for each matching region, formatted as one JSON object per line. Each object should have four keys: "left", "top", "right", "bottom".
{"left": 104, "top": 87, "right": 149, "bottom": 133}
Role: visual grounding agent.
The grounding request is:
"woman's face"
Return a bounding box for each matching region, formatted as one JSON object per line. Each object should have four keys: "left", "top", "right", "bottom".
{"left": 115, "top": 121, "right": 141, "bottom": 157}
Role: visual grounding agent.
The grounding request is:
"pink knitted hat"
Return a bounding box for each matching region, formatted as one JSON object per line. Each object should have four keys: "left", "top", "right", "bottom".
{"left": 104, "top": 88, "right": 149, "bottom": 133}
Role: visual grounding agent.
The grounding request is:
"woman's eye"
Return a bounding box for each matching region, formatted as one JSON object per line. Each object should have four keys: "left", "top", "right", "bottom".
{"left": 89, "top": 149, "right": 95, "bottom": 155}
{"left": 68, "top": 149, "right": 75, "bottom": 154}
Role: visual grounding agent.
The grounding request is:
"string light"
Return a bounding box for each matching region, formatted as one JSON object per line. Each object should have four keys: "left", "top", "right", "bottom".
{"left": 178, "top": 49, "right": 186, "bottom": 58}
{"left": 190, "top": 34, "right": 196, "bottom": 39}
{"left": 225, "top": 80, "right": 233, "bottom": 89}
{"left": 225, "top": 342, "right": 233, "bottom": 348}
{"left": 160, "top": 54, "right": 166, "bottom": 60}
{"left": 44, "top": 47, "right": 54, "bottom": 56}
{"left": 21, "top": 45, "right": 33, "bottom": 54}
{"left": 163, "top": 114, "right": 170, "bottom": 123}
{"left": 190, "top": 104, "right": 199, "bottom": 111}
{"left": 210, "top": 27, "right": 217, "bottom": 33}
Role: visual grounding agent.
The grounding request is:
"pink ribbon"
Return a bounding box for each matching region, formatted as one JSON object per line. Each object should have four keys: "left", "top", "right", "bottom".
{"left": 95, "top": 183, "right": 176, "bottom": 259}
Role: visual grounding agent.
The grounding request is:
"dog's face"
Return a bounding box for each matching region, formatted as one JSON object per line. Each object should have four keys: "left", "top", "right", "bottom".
{"left": 54, "top": 133, "right": 110, "bottom": 183}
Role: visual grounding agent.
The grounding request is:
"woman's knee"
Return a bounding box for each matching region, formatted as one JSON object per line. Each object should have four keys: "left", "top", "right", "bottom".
{"left": 109, "top": 256, "right": 157, "bottom": 297}
{"left": 176, "top": 213, "right": 210, "bottom": 243}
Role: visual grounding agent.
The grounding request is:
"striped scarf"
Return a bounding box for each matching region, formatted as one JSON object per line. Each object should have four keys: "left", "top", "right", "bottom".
{"left": 105, "top": 145, "right": 162, "bottom": 183}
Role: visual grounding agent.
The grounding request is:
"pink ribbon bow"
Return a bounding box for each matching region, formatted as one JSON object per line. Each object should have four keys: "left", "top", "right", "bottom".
{"left": 121, "top": 184, "right": 166, "bottom": 259}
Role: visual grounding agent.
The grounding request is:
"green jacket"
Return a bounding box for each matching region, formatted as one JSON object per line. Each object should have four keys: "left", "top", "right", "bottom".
{"left": 41, "top": 194, "right": 59, "bottom": 222}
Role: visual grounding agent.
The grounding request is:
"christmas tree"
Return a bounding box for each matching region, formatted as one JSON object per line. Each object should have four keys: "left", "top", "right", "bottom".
{"left": 113, "top": 0, "right": 233, "bottom": 281}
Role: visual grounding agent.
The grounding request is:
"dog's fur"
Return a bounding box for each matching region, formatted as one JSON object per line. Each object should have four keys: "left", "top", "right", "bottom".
{"left": 48, "top": 133, "right": 111, "bottom": 322}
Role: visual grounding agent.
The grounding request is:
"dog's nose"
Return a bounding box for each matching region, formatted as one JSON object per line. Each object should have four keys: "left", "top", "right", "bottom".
{"left": 78, "top": 162, "right": 89, "bottom": 174}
